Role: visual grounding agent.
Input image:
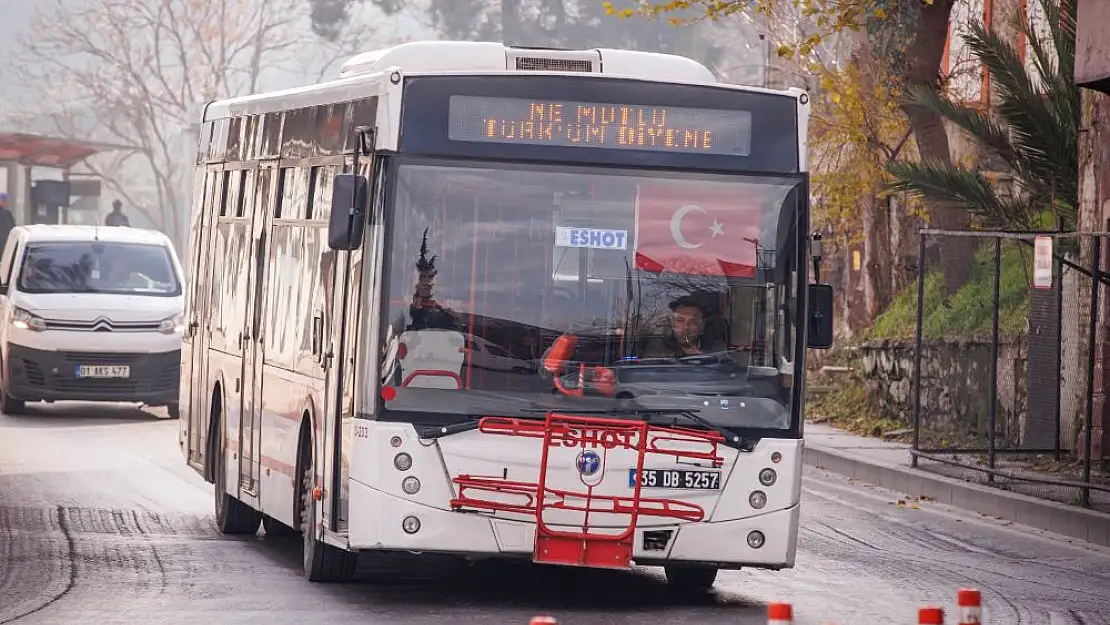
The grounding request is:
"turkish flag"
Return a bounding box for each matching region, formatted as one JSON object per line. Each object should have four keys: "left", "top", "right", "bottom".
{"left": 633, "top": 182, "right": 762, "bottom": 278}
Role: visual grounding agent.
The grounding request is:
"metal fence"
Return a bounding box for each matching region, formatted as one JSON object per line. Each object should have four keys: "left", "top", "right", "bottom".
{"left": 909, "top": 229, "right": 1110, "bottom": 510}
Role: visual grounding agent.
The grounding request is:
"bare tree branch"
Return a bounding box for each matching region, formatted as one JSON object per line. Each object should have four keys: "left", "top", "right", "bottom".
{"left": 9, "top": 0, "right": 380, "bottom": 248}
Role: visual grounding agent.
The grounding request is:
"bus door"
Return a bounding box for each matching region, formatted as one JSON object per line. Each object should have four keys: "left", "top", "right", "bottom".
{"left": 322, "top": 156, "right": 373, "bottom": 532}
{"left": 238, "top": 163, "right": 278, "bottom": 494}
{"left": 182, "top": 167, "right": 219, "bottom": 469}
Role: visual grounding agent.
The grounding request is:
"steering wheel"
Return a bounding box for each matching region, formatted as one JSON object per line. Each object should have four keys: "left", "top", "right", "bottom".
{"left": 542, "top": 334, "right": 617, "bottom": 397}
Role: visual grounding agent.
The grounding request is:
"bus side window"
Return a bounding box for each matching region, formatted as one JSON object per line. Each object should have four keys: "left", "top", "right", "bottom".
{"left": 0, "top": 234, "right": 20, "bottom": 295}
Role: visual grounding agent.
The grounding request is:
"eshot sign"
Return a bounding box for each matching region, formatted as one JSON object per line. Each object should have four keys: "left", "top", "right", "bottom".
{"left": 555, "top": 227, "right": 629, "bottom": 250}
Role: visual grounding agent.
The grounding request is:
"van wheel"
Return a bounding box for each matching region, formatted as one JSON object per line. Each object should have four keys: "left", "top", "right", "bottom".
{"left": 212, "top": 417, "right": 261, "bottom": 535}
{"left": 664, "top": 565, "right": 719, "bottom": 594}
{"left": 1, "top": 387, "right": 25, "bottom": 415}
{"left": 300, "top": 445, "right": 356, "bottom": 582}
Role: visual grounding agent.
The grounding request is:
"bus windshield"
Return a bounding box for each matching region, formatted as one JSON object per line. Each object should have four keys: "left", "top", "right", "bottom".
{"left": 375, "top": 160, "right": 804, "bottom": 434}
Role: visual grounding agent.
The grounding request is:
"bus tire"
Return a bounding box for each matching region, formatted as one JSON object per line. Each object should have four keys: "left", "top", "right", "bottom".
{"left": 664, "top": 565, "right": 719, "bottom": 594}
{"left": 212, "top": 401, "right": 262, "bottom": 535}
{"left": 299, "top": 437, "right": 356, "bottom": 582}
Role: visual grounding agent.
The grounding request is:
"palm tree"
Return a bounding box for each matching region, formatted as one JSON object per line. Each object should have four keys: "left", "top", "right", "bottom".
{"left": 887, "top": 0, "right": 1078, "bottom": 233}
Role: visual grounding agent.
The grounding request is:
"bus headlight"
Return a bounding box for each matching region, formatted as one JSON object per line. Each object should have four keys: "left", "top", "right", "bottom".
{"left": 759, "top": 468, "right": 777, "bottom": 486}
{"left": 749, "top": 490, "right": 767, "bottom": 509}
{"left": 402, "top": 515, "right": 421, "bottom": 534}
{"left": 11, "top": 307, "right": 45, "bottom": 332}
{"left": 402, "top": 476, "right": 421, "bottom": 494}
{"left": 747, "top": 530, "right": 765, "bottom": 549}
{"left": 393, "top": 452, "right": 413, "bottom": 471}
{"left": 158, "top": 313, "right": 184, "bottom": 334}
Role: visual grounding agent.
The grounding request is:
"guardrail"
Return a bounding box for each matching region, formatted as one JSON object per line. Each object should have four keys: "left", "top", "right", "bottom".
{"left": 528, "top": 588, "right": 983, "bottom": 624}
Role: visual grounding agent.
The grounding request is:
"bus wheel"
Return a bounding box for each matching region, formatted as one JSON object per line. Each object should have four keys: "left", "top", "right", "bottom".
{"left": 212, "top": 417, "right": 261, "bottom": 535}
{"left": 664, "top": 565, "right": 719, "bottom": 594}
{"left": 300, "top": 449, "right": 356, "bottom": 582}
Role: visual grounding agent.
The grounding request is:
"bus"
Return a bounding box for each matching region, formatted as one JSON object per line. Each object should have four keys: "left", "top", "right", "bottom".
{"left": 178, "top": 40, "right": 833, "bottom": 590}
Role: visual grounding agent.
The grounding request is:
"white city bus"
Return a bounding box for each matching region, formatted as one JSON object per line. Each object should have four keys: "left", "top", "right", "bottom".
{"left": 178, "top": 40, "right": 833, "bottom": 590}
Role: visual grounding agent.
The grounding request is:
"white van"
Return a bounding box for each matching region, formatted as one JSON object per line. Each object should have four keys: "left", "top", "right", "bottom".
{"left": 0, "top": 225, "right": 185, "bottom": 417}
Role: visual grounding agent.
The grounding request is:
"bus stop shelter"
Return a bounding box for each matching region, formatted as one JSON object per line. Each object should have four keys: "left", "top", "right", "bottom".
{"left": 0, "top": 132, "right": 126, "bottom": 225}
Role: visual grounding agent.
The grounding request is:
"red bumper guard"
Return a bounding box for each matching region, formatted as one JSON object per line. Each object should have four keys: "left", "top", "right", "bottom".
{"left": 449, "top": 413, "right": 725, "bottom": 569}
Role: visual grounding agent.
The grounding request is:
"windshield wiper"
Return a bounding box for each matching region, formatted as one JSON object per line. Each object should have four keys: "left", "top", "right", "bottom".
{"left": 521, "top": 406, "right": 634, "bottom": 415}
{"left": 419, "top": 418, "right": 482, "bottom": 439}
{"left": 647, "top": 410, "right": 746, "bottom": 449}
{"left": 421, "top": 409, "right": 623, "bottom": 440}
{"left": 419, "top": 410, "right": 548, "bottom": 440}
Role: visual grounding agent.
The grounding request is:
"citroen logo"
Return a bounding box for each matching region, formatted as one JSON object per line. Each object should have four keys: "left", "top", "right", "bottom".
{"left": 91, "top": 317, "right": 113, "bottom": 332}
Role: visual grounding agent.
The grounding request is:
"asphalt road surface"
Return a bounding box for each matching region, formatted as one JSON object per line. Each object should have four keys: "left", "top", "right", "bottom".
{"left": 2, "top": 404, "right": 1109, "bottom": 625}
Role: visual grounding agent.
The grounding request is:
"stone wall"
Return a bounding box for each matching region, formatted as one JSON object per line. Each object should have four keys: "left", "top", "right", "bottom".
{"left": 857, "top": 338, "right": 1028, "bottom": 445}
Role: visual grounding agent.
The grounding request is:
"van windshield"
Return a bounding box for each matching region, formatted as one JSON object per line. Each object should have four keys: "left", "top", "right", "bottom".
{"left": 17, "top": 241, "right": 181, "bottom": 296}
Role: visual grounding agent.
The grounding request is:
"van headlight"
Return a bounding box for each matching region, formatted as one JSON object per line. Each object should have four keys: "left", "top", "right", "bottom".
{"left": 158, "top": 313, "right": 184, "bottom": 335}
{"left": 11, "top": 307, "right": 46, "bottom": 332}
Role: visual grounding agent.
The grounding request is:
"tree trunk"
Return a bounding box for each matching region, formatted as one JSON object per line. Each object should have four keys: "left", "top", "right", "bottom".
{"left": 901, "top": 0, "right": 973, "bottom": 297}
{"left": 502, "top": 0, "right": 522, "bottom": 44}
{"left": 851, "top": 33, "right": 895, "bottom": 321}
{"left": 1077, "top": 89, "right": 1110, "bottom": 461}
{"left": 863, "top": 193, "right": 894, "bottom": 318}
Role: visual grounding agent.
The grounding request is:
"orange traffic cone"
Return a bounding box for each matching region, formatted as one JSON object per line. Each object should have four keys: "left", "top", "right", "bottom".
{"left": 919, "top": 606, "right": 945, "bottom": 624}
{"left": 768, "top": 602, "right": 793, "bottom": 624}
{"left": 957, "top": 589, "right": 981, "bottom": 624}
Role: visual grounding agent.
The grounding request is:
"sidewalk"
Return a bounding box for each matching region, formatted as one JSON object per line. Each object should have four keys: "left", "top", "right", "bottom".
{"left": 802, "top": 422, "right": 1110, "bottom": 547}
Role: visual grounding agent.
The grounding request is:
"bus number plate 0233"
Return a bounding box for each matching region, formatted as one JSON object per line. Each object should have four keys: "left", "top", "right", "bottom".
{"left": 628, "top": 469, "right": 721, "bottom": 490}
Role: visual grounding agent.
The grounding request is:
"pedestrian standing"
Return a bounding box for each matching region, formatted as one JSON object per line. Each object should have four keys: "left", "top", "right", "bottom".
{"left": 105, "top": 199, "right": 131, "bottom": 226}
{"left": 0, "top": 193, "right": 16, "bottom": 257}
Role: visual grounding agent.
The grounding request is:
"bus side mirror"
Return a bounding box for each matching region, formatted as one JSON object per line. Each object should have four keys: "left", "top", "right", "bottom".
{"left": 328, "top": 173, "right": 368, "bottom": 251}
{"left": 807, "top": 283, "right": 834, "bottom": 350}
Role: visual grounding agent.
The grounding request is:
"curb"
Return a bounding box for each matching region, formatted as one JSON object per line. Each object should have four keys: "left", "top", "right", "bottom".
{"left": 803, "top": 443, "right": 1110, "bottom": 548}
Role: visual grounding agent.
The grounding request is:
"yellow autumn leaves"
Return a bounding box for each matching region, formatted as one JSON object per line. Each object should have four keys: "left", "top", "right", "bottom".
{"left": 606, "top": 0, "right": 919, "bottom": 244}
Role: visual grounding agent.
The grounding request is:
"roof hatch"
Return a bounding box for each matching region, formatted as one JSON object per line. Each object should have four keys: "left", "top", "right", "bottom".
{"left": 505, "top": 45, "right": 601, "bottom": 73}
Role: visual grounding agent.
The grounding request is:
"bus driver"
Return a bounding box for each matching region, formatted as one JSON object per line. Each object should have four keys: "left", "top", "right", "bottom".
{"left": 636, "top": 293, "right": 726, "bottom": 359}
{"left": 540, "top": 291, "right": 728, "bottom": 398}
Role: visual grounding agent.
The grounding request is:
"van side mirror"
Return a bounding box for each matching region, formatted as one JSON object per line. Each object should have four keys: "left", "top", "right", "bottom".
{"left": 327, "top": 173, "right": 369, "bottom": 251}
{"left": 807, "top": 283, "right": 834, "bottom": 349}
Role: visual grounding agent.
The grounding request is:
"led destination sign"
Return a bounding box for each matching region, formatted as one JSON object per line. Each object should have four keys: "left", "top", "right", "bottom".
{"left": 448, "top": 95, "right": 753, "bottom": 156}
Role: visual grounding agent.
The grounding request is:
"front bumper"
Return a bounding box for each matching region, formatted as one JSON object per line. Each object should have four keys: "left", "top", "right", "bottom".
{"left": 4, "top": 344, "right": 181, "bottom": 404}
{"left": 347, "top": 481, "right": 799, "bottom": 569}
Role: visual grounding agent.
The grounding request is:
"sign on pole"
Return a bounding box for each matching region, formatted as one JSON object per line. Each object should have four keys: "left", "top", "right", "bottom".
{"left": 1033, "top": 236, "right": 1053, "bottom": 289}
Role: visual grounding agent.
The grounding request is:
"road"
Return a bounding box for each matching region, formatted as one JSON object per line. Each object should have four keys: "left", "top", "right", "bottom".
{"left": 1, "top": 404, "right": 1108, "bottom": 625}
